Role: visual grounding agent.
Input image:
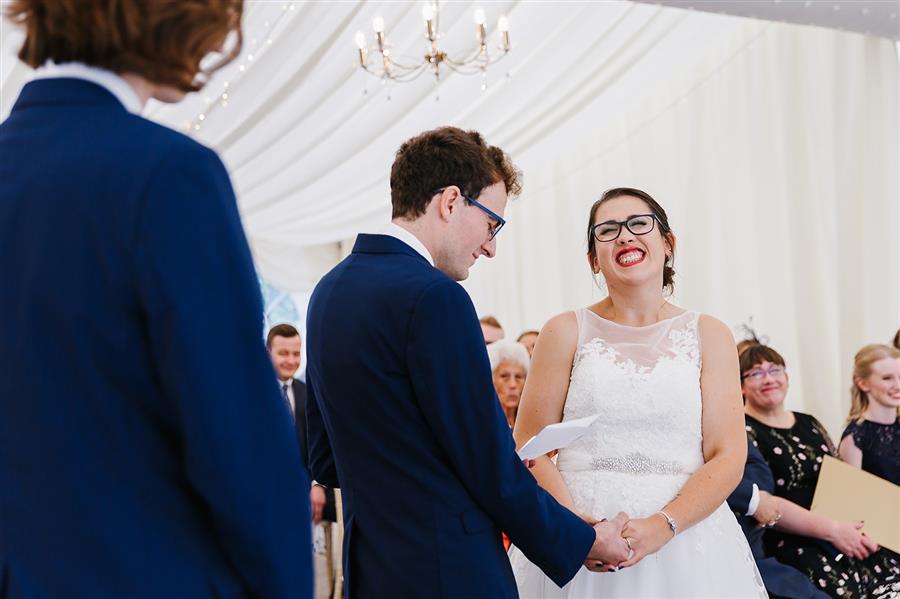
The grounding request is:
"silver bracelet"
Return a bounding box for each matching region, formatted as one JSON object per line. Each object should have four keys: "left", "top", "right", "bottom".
{"left": 656, "top": 510, "right": 677, "bottom": 536}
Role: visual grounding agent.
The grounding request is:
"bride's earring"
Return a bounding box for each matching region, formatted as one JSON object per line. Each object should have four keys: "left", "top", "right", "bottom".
{"left": 591, "top": 264, "right": 606, "bottom": 293}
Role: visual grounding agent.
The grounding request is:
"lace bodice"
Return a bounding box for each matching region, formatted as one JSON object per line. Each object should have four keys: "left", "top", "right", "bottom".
{"left": 557, "top": 309, "right": 705, "bottom": 516}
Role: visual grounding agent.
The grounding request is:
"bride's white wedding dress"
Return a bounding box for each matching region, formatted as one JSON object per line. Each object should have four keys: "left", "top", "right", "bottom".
{"left": 510, "top": 309, "right": 766, "bottom": 598}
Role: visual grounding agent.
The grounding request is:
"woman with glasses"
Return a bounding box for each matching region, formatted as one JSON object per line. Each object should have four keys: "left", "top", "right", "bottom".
{"left": 510, "top": 188, "right": 765, "bottom": 597}
{"left": 742, "top": 343, "right": 899, "bottom": 598}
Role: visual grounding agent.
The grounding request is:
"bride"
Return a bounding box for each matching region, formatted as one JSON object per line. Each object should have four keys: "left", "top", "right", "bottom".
{"left": 509, "top": 188, "right": 765, "bottom": 598}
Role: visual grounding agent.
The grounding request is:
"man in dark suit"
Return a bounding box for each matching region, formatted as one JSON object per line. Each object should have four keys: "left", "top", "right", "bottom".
{"left": 0, "top": 2, "right": 312, "bottom": 598}
{"left": 267, "top": 324, "right": 338, "bottom": 598}
{"left": 305, "top": 126, "right": 629, "bottom": 598}
{"left": 267, "top": 324, "right": 337, "bottom": 525}
{"left": 728, "top": 439, "right": 829, "bottom": 599}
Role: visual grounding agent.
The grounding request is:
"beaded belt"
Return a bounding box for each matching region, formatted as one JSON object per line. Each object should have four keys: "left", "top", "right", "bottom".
{"left": 558, "top": 452, "right": 691, "bottom": 476}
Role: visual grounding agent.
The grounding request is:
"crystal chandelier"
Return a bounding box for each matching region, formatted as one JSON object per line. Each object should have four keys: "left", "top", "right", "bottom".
{"left": 354, "top": 2, "right": 510, "bottom": 83}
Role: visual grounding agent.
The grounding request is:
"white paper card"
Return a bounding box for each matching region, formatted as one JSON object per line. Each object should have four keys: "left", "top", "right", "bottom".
{"left": 516, "top": 414, "right": 600, "bottom": 461}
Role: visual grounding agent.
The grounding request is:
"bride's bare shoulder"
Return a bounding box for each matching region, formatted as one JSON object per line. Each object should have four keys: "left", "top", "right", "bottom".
{"left": 541, "top": 310, "right": 577, "bottom": 336}
{"left": 534, "top": 311, "right": 580, "bottom": 358}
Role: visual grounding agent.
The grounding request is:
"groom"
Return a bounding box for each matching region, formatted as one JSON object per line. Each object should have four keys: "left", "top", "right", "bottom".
{"left": 305, "top": 127, "right": 629, "bottom": 598}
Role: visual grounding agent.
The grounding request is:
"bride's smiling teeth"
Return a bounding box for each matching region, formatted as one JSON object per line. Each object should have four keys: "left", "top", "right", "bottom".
{"left": 615, "top": 247, "right": 645, "bottom": 266}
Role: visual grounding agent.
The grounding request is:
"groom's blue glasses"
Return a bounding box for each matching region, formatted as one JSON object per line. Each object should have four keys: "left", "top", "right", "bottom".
{"left": 432, "top": 187, "right": 506, "bottom": 241}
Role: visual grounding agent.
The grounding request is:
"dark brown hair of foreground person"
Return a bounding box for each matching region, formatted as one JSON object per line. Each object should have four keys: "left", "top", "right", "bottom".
{"left": 894, "top": 328, "right": 900, "bottom": 350}
{"left": 5, "top": 0, "right": 243, "bottom": 92}
{"left": 390, "top": 126, "right": 522, "bottom": 219}
{"left": 586, "top": 187, "right": 676, "bottom": 293}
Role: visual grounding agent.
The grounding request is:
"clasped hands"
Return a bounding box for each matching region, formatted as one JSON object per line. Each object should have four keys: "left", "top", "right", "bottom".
{"left": 583, "top": 511, "right": 676, "bottom": 573}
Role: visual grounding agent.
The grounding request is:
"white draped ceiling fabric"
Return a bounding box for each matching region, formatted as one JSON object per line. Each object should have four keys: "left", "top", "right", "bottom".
{"left": 1, "top": 1, "right": 897, "bottom": 437}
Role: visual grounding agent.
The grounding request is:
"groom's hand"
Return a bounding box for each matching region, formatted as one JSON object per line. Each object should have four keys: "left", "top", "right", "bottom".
{"left": 584, "top": 512, "right": 630, "bottom": 572}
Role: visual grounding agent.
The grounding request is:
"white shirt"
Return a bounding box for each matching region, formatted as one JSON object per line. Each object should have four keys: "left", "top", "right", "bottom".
{"left": 279, "top": 378, "right": 295, "bottom": 416}
{"left": 747, "top": 484, "right": 760, "bottom": 516}
{"left": 382, "top": 223, "right": 434, "bottom": 266}
{"left": 31, "top": 61, "right": 143, "bottom": 115}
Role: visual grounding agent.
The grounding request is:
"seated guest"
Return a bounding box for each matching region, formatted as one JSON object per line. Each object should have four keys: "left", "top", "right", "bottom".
{"left": 267, "top": 324, "right": 339, "bottom": 599}
{"left": 480, "top": 315, "right": 505, "bottom": 344}
{"left": 839, "top": 344, "right": 900, "bottom": 485}
{"left": 517, "top": 329, "right": 539, "bottom": 357}
{"left": 487, "top": 339, "right": 529, "bottom": 428}
{"left": 728, "top": 439, "right": 829, "bottom": 599}
{"left": 730, "top": 340, "right": 828, "bottom": 598}
{"left": 742, "top": 343, "right": 899, "bottom": 598}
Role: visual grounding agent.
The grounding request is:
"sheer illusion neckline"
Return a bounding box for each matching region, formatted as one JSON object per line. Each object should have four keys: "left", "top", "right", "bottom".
{"left": 583, "top": 306, "right": 691, "bottom": 329}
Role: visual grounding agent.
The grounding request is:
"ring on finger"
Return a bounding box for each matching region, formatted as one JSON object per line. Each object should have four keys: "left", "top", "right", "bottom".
{"left": 624, "top": 537, "right": 633, "bottom": 551}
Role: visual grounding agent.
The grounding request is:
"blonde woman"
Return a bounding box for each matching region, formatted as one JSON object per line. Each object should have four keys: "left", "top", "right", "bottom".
{"left": 839, "top": 344, "right": 900, "bottom": 485}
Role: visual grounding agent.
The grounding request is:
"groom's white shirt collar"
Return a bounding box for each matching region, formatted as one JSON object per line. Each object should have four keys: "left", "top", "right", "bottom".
{"left": 382, "top": 223, "right": 435, "bottom": 267}
{"left": 32, "top": 61, "right": 143, "bottom": 115}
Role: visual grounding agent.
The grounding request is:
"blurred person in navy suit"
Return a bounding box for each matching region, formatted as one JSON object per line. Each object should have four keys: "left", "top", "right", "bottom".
{"left": 0, "top": 2, "right": 312, "bottom": 597}
{"left": 305, "top": 126, "right": 630, "bottom": 598}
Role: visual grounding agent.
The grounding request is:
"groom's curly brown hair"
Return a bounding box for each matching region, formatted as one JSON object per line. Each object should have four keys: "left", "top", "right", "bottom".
{"left": 390, "top": 126, "right": 522, "bottom": 219}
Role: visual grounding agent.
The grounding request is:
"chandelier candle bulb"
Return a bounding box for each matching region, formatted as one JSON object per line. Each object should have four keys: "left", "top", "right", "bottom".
{"left": 355, "top": 30, "right": 368, "bottom": 67}
{"left": 473, "top": 8, "right": 486, "bottom": 25}
{"left": 372, "top": 16, "right": 384, "bottom": 33}
{"left": 422, "top": 4, "right": 434, "bottom": 21}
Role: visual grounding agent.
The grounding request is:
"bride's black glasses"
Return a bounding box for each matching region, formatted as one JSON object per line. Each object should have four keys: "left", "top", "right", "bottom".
{"left": 591, "top": 214, "right": 660, "bottom": 243}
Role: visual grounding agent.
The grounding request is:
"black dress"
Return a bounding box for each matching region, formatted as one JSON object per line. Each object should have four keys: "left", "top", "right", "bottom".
{"left": 746, "top": 412, "right": 900, "bottom": 598}
{"left": 841, "top": 417, "right": 900, "bottom": 486}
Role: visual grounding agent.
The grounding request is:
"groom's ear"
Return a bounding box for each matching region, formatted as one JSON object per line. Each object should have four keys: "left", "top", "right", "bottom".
{"left": 436, "top": 186, "right": 462, "bottom": 223}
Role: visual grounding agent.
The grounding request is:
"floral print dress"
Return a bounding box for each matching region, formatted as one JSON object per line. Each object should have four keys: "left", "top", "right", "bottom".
{"left": 746, "top": 412, "right": 899, "bottom": 598}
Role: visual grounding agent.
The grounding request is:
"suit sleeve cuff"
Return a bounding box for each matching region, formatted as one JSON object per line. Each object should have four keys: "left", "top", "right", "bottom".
{"left": 746, "top": 484, "right": 760, "bottom": 516}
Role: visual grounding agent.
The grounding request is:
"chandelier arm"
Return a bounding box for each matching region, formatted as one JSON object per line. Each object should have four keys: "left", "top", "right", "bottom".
{"left": 443, "top": 63, "right": 491, "bottom": 76}
{"left": 382, "top": 56, "right": 426, "bottom": 71}
{"left": 445, "top": 49, "right": 510, "bottom": 72}
{"left": 390, "top": 64, "right": 431, "bottom": 82}
{"left": 443, "top": 47, "right": 487, "bottom": 68}
{"left": 360, "top": 63, "right": 429, "bottom": 82}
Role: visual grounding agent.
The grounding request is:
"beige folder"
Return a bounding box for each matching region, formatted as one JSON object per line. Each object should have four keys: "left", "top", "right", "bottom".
{"left": 810, "top": 455, "right": 900, "bottom": 553}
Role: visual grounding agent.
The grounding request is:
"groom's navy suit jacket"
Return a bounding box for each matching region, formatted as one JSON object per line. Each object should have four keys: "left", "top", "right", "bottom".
{"left": 305, "top": 234, "right": 595, "bottom": 598}
{"left": 0, "top": 79, "right": 312, "bottom": 598}
{"left": 728, "top": 440, "right": 828, "bottom": 599}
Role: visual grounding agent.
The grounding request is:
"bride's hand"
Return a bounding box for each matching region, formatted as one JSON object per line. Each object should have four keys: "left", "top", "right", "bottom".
{"left": 618, "top": 514, "right": 675, "bottom": 568}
